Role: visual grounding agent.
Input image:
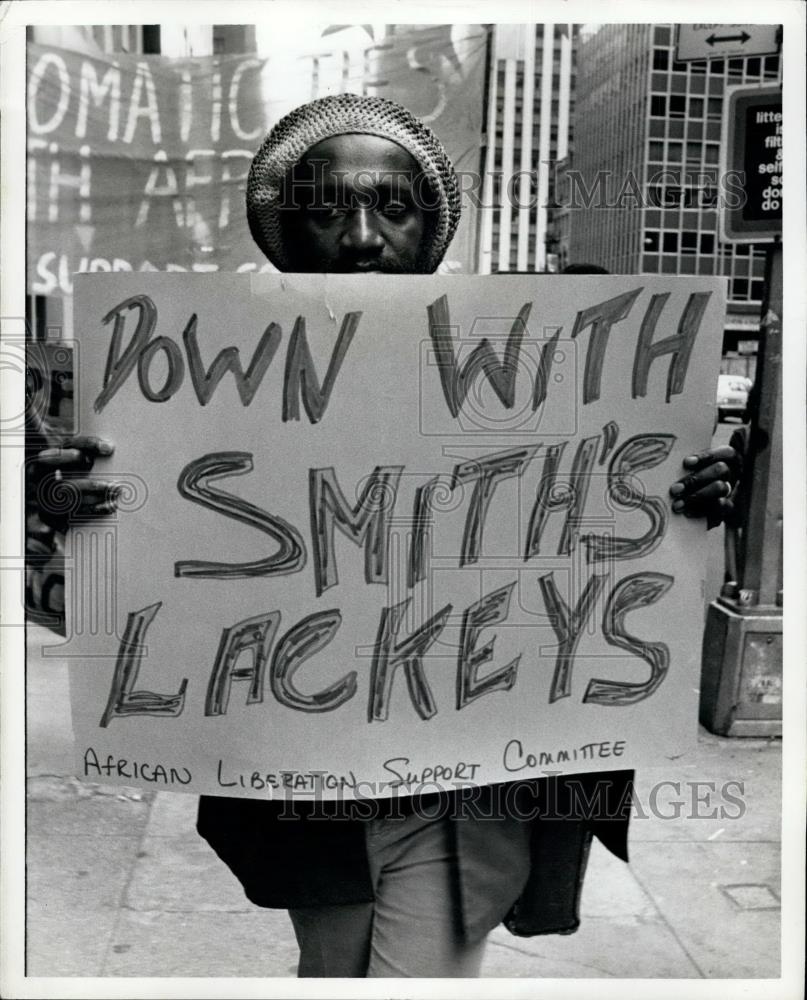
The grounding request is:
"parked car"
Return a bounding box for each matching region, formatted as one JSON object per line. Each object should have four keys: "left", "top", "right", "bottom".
{"left": 716, "top": 373, "right": 752, "bottom": 422}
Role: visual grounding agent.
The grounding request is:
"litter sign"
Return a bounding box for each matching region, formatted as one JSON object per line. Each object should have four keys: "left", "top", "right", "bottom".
{"left": 720, "top": 85, "right": 782, "bottom": 243}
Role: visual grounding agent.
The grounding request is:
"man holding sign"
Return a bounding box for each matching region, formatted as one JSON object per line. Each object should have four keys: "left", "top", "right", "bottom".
{"left": 41, "top": 94, "right": 738, "bottom": 978}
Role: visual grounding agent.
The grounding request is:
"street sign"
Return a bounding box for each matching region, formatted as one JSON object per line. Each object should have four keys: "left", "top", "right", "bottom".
{"left": 720, "top": 84, "right": 782, "bottom": 243}
{"left": 675, "top": 25, "right": 780, "bottom": 62}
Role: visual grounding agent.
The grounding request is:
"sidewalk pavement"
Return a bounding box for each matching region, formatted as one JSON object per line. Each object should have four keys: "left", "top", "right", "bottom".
{"left": 25, "top": 626, "right": 781, "bottom": 981}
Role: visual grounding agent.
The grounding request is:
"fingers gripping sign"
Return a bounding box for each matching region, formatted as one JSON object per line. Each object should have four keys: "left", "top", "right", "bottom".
{"left": 669, "top": 445, "right": 740, "bottom": 528}
{"left": 34, "top": 434, "right": 114, "bottom": 473}
{"left": 28, "top": 435, "right": 120, "bottom": 531}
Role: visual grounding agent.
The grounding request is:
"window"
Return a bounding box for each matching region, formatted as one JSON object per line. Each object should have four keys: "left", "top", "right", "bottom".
{"left": 764, "top": 55, "right": 780, "bottom": 76}
{"left": 688, "top": 97, "right": 704, "bottom": 119}
{"left": 654, "top": 26, "right": 671, "bottom": 45}
{"left": 653, "top": 48, "right": 669, "bottom": 70}
{"left": 669, "top": 95, "right": 686, "bottom": 118}
{"left": 686, "top": 142, "right": 701, "bottom": 163}
{"left": 690, "top": 60, "right": 707, "bottom": 75}
{"left": 651, "top": 94, "right": 667, "bottom": 117}
{"left": 700, "top": 233, "right": 715, "bottom": 254}
{"left": 706, "top": 120, "right": 722, "bottom": 141}
{"left": 746, "top": 57, "right": 761, "bottom": 76}
{"left": 735, "top": 243, "right": 750, "bottom": 256}
{"left": 649, "top": 140, "right": 664, "bottom": 162}
{"left": 659, "top": 187, "right": 682, "bottom": 207}
{"left": 704, "top": 143, "right": 720, "bottom": 165}
{"left": 709, "top": 59, "right": 724, "bottom": 74}
{"left": 142, "top": 25, "right": 161, "bottom": 53}
{"left": 681, "top": 231, "right": 698, "bottom": 254}
{"left": 667, "top": 141, "right": 682, "bottom": 163}
{"left": 707, "top": 97, "right": 722, "bottom": 119}
{"left": 728, "top": 59, "right": 744, "bottom": 77}
{"left": 643, "top": 231, "right": 660, "bottom": 252}
{"left": 751, "top": 280, "right": 766, "bottom": 300}
{"left": 662, "top": 231, "right": 678, "bottom": 253}
{"left": 732, "top": 277, "right": 749, "bottom": 298}
{"left": 212, "top": 26, "right": 227, "bottom": 54}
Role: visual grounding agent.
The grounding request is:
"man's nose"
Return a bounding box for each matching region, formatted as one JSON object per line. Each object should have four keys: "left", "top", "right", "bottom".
{"left": 341, "top": 208, "right": 384, "bottom": 253}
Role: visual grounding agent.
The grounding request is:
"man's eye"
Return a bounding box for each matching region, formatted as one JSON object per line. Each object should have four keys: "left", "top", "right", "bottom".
{"left": 307, "top": 204, "right": 343, "bottom": 220}
{"left": 381, "top": 201, "right": 408, "bottom": 219}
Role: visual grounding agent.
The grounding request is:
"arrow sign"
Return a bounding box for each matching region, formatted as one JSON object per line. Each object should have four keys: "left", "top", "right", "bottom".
{"left": 676, "top": 25, "right": 780, "bottom": 62}
{"left": 706, "top": 31, "right": 751, "bottom": 47}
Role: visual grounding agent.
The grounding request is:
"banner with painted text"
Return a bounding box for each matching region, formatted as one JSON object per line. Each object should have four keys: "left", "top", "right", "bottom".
{"left": 65, "top": 273, "right": 724, "bottom": 800}
{"left": 26, "top": 26, "right": 486, "bottom": 294}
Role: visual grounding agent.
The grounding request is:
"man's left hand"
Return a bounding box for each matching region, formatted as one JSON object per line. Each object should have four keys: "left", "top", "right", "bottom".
{"left": 669, "top": 446, "right": 740, "bottom": 529}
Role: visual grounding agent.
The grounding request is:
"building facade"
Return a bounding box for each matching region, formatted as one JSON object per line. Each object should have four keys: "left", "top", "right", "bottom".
{"left": 477, "top": 23, "right": 577, "bottom": 273}
{"left": 566, "top": 23, "right": 781, "bottom": 360}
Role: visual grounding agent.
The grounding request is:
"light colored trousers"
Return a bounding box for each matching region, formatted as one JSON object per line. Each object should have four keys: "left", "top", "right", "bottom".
{"left": 288, "top": 812, "right": 487, "bottom": 977}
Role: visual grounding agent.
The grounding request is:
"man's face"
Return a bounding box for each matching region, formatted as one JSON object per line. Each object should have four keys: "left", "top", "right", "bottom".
{"left": 279, "top": 134, "right": 429, "bottom": 273}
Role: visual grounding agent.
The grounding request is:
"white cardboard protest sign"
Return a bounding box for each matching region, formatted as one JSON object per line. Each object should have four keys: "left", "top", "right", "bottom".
{"left": 65, "top": 273, "right": 724, "bottom": 800}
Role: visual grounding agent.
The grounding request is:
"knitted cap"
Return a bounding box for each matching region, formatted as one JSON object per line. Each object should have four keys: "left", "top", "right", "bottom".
{"left": 246, "top": 93, "right": 461, "bottom": 273}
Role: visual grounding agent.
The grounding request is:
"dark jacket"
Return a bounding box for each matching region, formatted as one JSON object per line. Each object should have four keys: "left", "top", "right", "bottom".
{"left": 197, "top": 770, "right": 634, "bottom": 942}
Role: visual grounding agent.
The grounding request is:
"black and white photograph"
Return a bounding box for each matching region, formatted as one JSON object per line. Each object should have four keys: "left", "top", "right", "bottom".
{"left": 1, "top": 1, "right": 804, "bottom": 997}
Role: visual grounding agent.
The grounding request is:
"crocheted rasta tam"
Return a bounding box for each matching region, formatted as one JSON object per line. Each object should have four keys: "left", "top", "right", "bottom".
{"left": 246, "top": 93, "right": 461, "bottom": 273}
